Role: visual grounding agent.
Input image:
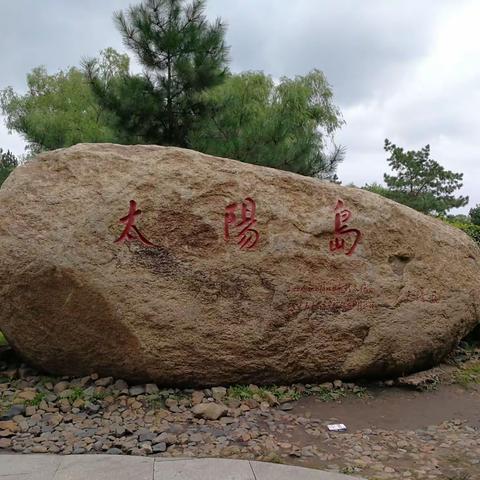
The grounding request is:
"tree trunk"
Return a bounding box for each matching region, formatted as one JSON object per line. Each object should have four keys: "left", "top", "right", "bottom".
{"left": 167, "top": 54, "right": 173, "bottom": 144}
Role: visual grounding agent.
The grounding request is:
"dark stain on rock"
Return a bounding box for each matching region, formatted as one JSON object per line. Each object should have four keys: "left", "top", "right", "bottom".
{"left": 182, "top": 265, "right": 250, "bottom": 302}
{"left": 152, "top": 209, "right": 218, "bottom": 253}
{"left": 134, "top": 245, "right": 250, "bottom": 303}
{"left": 135, "top": 247, "right": 181, "bottom": 277}
{"left": 4, "top": 266, "right": 144, "bottom": 380}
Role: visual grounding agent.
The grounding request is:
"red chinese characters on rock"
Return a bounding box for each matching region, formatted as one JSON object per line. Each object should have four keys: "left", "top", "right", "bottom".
{"left": 224, "top": 197, "right": 259, "bottom": 250}
{"left": 114, "top": 197, "right": 362, "bottom": 255}
{"left": 329, "top": 199, "right": 361, "bottom": 256}
{"left": 114, "top": 200, "right": 158, "bottom": 248}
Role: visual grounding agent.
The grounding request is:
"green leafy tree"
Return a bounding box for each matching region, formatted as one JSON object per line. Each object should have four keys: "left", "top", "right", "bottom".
{"left": 0, "top": 48, "right": 129, "bottom": 153}
{"left": 446, "top": 213, "right": 471, "bottom": 223}
{"left": 469, "top": 204, "right": 480, "bottom": 226}
{"left": 365, "top": 140, "right": 468, "bottom": 216}
{"left": 0, "top": 148, "right": 18, "bottom": 187}
{"left": 188, "top": 70, "right": 344, "bottom": 178}
{"left": 85, "top": 0, "right": 229, "bottom": 147}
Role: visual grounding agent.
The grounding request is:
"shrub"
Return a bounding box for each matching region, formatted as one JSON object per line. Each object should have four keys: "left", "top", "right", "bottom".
{"left": 470, "top": 204, "right": 480, "bottom": 226}
{"left": 447, "top": 221, "right": 480, "bottom": 246}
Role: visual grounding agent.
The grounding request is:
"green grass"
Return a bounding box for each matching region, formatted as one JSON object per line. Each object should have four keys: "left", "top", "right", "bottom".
{"left": 226, "top": 383, "right": 371, "bottom": 404}
{"left": 145, "top": 394, "right": 165, "bottom": 409}
{"left": 268, "top": 386, "right": 301, "bottom": 402}
{"left": 227, "top": 385, "right": 300, "bottom": 403}
{"left": 167, "top": 392, "right": 191, "bottom": 402}
{"left": 67, "top": 387, "right": 86, "bottom": 402}
{"left": 306, "top": 385, "right": 347, "bottom": 402}
{"left": 25, "top": 392, "right": 46, "bottom": 407}
{"left": 0, "top": 332, "right": 7, "bottom": 346}
{"left": 340, "top": 466, "right": 358, "bottom": 474}
{"left": 227, "top": 385, "right": 256, "bottom": 400}
{"left": 92, "top": 391, "right": 108, "bottom": 401}
{"left": 352, "top": 386, "right": 372, "bottom": 399}
{"left": 455, "top": 361, "right": 480, "bottom": 387}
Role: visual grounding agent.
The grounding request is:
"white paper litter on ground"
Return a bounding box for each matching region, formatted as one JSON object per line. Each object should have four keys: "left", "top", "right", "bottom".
{"left": 327, "top": 423, "right": 347, "bottom": 431}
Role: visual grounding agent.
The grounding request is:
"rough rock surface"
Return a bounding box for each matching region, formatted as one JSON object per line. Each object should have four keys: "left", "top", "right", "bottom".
{"left": 0, "top": 144, "right": 479, "bottom": 386}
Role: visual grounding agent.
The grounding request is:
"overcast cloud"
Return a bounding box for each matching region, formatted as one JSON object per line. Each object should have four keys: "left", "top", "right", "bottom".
{"left": 1, "top": 1, "right": 478, "bottom": 213}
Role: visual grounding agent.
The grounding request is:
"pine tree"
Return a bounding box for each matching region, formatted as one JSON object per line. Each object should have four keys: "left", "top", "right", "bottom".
{"left": 85, "top": 0, "right": 229, "bottom": 146}
{"left": 365, "top": 139, "right": 468, "bottom": 216}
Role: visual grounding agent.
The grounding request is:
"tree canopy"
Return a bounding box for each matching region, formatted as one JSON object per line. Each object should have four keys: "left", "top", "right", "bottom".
{"left": 84, "top": 0, "right": 229, "bottom": 147}
{"left": 0, "top": 49, "right": 129, "bottom": 153}
{"left": 364, "top": 139, "right": 468, "bottom": 216}
{"left": 188, "top": 70, "right": 345, "bottom": 178}
{"left": 0, "top": 0, "right": 347, "bottom": 180}
{"left": 469, "top": 205, "right": 480, "bottom": 226}
{"left": 0, "top": 148, "right": 18, "bottom": 187}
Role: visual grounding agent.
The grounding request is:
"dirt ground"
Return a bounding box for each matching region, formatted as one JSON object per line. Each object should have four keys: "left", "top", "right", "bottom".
{"left": 292, "top": 384, "right": 480, "bottom": 431}
{"left": 278, "top": 383, "right": 480, "bottom": 478}
{"left": 2, "top": 343, "right": 480, "bottom": 479}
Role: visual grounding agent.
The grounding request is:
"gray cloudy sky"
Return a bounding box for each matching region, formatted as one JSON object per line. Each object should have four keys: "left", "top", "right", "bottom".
{"left": 1, "top": 1, "right": 479, "bottom": 212}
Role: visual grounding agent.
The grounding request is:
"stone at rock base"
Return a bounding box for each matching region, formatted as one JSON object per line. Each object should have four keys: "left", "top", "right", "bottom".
{"left": 0, "top": 143, "right": 479, "bottom": 386}
{"left": 24, "top": 406, "right": 36, "bottom": 417}
{"left": 95, "top": 376, "right": 114, "bottom": 387}
{"left": 0, "top": 421, "right": 18, "bottom": 433}
{"left": 0, "top": 405, "right": 25, "bottom": 421}
{"left": 191, "top": 391, "right": 205, "bottom": 405}
{"left": 152, "top": 442, "right": 167, "bottom": 453}
{"left": 145, "top": 383, "right": 159, "bottom": 394}
{"left": 191, "top": 403, "right": 228, "bottom": 420}
{"left": 0, "top": 438, "right": 12, "bottom": 448}
{"left": 397, "top": 365, "right": 457, "bottom": 390}
{"left": 17, "top": 390, "right": 36, "bottom": 401}
{"left": 211, "top": 386, "right": 227, "bottom": 401}
{"left": 53, "top": 381, "right": 69, "bottom": 394}
{"left": 128, "top": 386, "right": 145, "bottom": 396}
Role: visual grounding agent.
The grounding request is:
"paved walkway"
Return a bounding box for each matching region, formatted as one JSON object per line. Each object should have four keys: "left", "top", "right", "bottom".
{"left": 0, "top": 455, "right": 363, "bottom": 480}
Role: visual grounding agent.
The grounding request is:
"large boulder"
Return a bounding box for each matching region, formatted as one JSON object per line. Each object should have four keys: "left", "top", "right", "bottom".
{"left": 0, "top": 144, "right": 479, "bottom": 386}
